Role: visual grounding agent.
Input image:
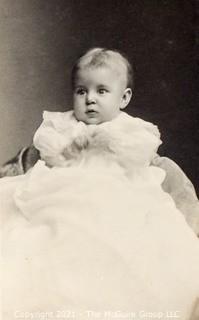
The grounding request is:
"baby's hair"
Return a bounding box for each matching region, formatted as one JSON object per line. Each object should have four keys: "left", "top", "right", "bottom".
{"left": 71, "top": 47, "right": 134, "bottom": 89}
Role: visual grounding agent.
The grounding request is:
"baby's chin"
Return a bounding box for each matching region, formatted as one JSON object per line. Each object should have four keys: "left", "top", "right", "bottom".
{"left": 75, "top": 114, "right": 103, "bottom": 125}
{"left": 84, "top": 117, "right": 103, "bottom": 125}
{"left": 75, "top": 113, "right": 121, "bottom": 125}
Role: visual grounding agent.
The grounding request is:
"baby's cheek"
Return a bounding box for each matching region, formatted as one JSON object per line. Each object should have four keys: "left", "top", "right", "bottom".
{"left": 73, "top": 108, "right": 83, "bottom": 121}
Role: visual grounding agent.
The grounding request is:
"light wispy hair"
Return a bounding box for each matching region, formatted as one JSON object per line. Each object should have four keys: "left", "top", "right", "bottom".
{"left": 71, "top": 48, "right": 134, "bottom": 89}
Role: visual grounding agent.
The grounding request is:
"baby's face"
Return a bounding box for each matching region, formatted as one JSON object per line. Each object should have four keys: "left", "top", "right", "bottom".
{"left": 73, "top": 66, "right": 131, "bottom": 125}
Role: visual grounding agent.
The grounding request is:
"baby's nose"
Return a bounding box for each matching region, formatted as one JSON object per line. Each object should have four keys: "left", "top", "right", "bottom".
{"left": 86, "top": 92, "right": 96, "bottom": 105}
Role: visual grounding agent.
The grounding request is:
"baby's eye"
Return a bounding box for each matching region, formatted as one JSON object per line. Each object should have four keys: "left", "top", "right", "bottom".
{"left": 76, "top": 88, "right": 86, "bottom": 95}
{"left": 98, "top": 88, "right": 108, "bottom": 94}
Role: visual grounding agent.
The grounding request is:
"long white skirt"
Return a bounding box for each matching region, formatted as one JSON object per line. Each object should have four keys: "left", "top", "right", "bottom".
{"left": 1, "top": 160, "right": 199, "bottom": 320}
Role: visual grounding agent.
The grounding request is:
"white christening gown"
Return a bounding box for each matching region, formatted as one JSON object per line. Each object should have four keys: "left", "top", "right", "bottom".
{"left": 1, "top": 111, "right": 199, "bottom": 320}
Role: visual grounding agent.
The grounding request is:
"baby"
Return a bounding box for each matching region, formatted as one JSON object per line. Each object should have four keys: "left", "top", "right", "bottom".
{"left": 33, "top": 48, "right": 163, "bottom": 180}
{"left": 1, "top": 47, "right": 199, "bottom": 318}
{"left": 34, "top": 47, "right": 199, "bottom": 235}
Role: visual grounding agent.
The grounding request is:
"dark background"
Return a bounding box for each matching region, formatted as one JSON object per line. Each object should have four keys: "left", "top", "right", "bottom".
{"left": 0, "top": 0, "right": 198, "bottom": 193}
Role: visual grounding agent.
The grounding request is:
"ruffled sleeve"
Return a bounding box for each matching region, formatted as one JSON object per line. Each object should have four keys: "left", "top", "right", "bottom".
{"left": 33, "top": 110, "right": 88, "bottom": 167}
{"left": 95, "top": 112, "right": 162, "bottom": 168}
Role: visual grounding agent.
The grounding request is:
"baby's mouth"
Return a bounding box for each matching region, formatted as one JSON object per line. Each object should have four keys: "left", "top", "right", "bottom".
{"left": 86, "top": 110, "right": 98, "bottom": 116}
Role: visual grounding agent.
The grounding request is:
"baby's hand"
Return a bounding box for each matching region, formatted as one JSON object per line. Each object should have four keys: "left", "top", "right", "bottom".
{"left": 62, "top": 134, "right": 90, "bottom": 160}
{"left": 73, "top": 135, "right": 90, "bottom": 149}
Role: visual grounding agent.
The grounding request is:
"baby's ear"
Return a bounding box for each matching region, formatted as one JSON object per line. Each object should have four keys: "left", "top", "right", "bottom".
{"left": 120, "top": 88, "right": 132, "bottom": 109}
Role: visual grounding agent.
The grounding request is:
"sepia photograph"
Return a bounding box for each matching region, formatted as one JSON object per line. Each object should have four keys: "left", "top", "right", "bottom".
{"left": 0, "top": 1, "right": 199, "bottom": 319}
